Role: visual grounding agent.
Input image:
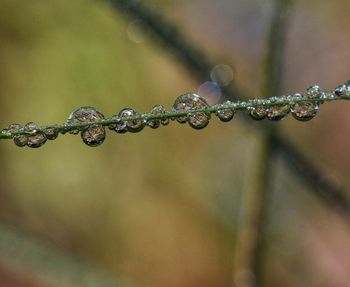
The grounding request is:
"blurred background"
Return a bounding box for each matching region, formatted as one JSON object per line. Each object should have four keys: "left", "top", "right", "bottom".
{"left": 0, "top": 0, "right": 350, "bottom": 286}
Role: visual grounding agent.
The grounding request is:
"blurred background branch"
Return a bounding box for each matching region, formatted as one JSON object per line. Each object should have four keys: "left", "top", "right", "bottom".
{"left": 107, "top": 0, "right": 350, "bottom": 220}
{"left": 234, "top": 1, "right": 292, "bottom": 286}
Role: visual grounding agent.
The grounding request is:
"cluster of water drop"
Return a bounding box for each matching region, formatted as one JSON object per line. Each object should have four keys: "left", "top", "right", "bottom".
{"left": 244, "top": 85, "right": 322, "bottom": 122}
{"left": 172, "top": 93, "right": 212, "bottom": 129}
{"left": 1, "top": 81, "right": 349, "bottom": 148}
{"left": 147, "top": 105, "right": 169, "bottom": 128}
{"left": 0, "top": 122, "right": 58, "bottom": 148}
{"left": 66, "top": 107, "right": 106, "bottom": 147}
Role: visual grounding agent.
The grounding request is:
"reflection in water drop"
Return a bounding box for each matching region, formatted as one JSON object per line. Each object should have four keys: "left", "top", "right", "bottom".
{"left": 188, "top": 112, "right": 210, "bottom": 129}
{"left": 266, "top": 105, "right": 290, "bottom": 121}
{"left": 216, "top": 105, "right": 234, "bottom": 122}
{"left": 249, "top": 106, "right": 267, "bottom": 121}
{"left": 127, "top": 19, "right": 150, "bottom": 44}
{"left": 66, "top": 107, "right": 105, "bottom": 135}
{"left": 14, "top": 135, "right": 28, "bottom": 147}
{"left": 210, "top": 64, "right": 234, "bottom": 87}
{"left": 172, "top": 93, "right": 209, "bottom": 124}
{"left": 118, "top": 108, "right": 144, "bottom": 133}
{"left": 2, "top": 123, "right": 21, "bottom": 135}
{"left": 2, "top": 124, "right": 28, "bottom": 147}
{"left": 198, "top": 81, "right": 222, "bottom": 104}
{"left": 305, "top": 85, "right": 322, "bottom": 99}
{"left": 108, "top": 115, "right": 124, "bottom": 133}
{"left": 43, "top": 128, "right": 59, "bottom": 140}
{"left": 1, "top": 124, "right": 21, "bottom": 140}
{"left": 24, "top": 122, "right": 47, "bottom": 148}
{"left": 334, "top": 81, "right": 350, "bottom": 97}
{"left": 81, "top": 124, "right": 106, "bottom": 147}
{"left": 291, "top": 102, "right": 318, "bottom": 121}
{"left": 147, "top": 104, "right": 168, "bottom": 129}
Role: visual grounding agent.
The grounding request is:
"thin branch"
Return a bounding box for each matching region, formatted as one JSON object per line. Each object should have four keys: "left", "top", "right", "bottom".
{"left": 0, "top": 89, "right": 347, "bottom": 140}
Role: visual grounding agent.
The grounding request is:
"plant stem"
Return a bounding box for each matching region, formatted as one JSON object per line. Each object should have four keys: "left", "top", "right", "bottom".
{"left": 0, "top": 90, "right": 346, "bottom": 139}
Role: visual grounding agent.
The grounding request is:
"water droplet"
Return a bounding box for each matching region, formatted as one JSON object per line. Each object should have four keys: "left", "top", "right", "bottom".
{"left": 107, "top": 115, "right": 120, "bottom": 131}
{"left": 161, "top": 118, "right": 170, "bottom": 126}
{"left": 188, "top": 112, "right": 210, "bottom": 129}
{"left": 2, "top": 124, "right": 21, "bottom": 137}
{"left": 60, "top": 126, "right": 70, "bottom": 135}
{"left": 111, "top": 115, "right": 127, "bottom": 134}
{"left": 6, "top": 124, "right": 21, "bottom": 133}
{"left": 118, "top": 108, "right": 144, "bottom": 133}
{"left": 24, "top": 122, "right": 47, "bottom": 148}
{"left": 14, "top": 135, "right": 28, "bottom": 147}
{"left": 305, "top": 85, "right": 322, "bottom": 99}
{"left": 172, "top": 93, "right": 209, "bottom": 124}
{"left": 81, "top": 124, "right": 105, "bottom": 147}
{"left": 249, "top": 106, "right": 267, "bottom": 121}
{"left": 266, "top": 105, "right": 290, "bottom": 121}
{"left": 2, "top": 124, "right": 28, "bottom": 147}
{"left": 334, "top": 81, "right": 350, "bottom": 97}
{"left": 66, "top": 107, "right": 104, "bottom": 135}
{"left": 216, "top": 107, "right": 234, "bottom": 122}
{"left": 291, "top": 102, "right": 319, "bottom": 121}
{"left": 43, "top": 128, "right": 59, "bottom": 140}
{"left": 147, "top": 105, "right": 168, "bottom": 129}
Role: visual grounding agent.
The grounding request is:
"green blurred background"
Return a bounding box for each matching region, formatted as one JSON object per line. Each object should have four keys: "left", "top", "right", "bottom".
{"left": 0, "top": 0, "right": 350, "bottom": 286}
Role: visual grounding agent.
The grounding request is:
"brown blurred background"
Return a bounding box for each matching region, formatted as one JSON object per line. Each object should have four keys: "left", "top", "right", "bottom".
{"left": 0, "top": 0, "right": 350, "bottom": 286}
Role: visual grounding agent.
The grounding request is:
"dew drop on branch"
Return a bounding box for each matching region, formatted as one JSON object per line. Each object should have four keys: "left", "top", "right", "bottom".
{"left": 81, "top": 124, "right": 106, "bottom": 147}
{"left": 66, "top": 107, "right": 105, "bottom": 135}
{"left": 24, "top": 122, "right": 47, "bottom": 148}
{"left": 291, "top": 102, "right": 319, "bottom": 121}
{"left": 147, "top": 104, "right": 168, "bottom": 129}
{"left": 108, "top": 115, "right": 125, "bottom": 133}
{"left": 14, "top": 135, "right": 28, "bottom": 147}
{"left": 249, "top": 106, "right": 267, "bottom": 121}
{"left": 266, "top": 105, "right": 290, "bottom": 121}
{"left": 43, "top": 128, "right": 59, "bottom": 140}
{"left": 66, "top": 107, "right": 106, "bottom": 147}
{"left": 188, "top": 112, "right": 210, "bottom": 129}
{"left": 334, "top": 81, "right": 350, "bottom": 97}
{"left": 2, "top": 123, "right": 21, "bottom": 135}
{"left": 172, "top": 93, "right": 210, "bottom": 127}
{"left": 1, "top": 124, "right": 21, "bottom": 138}
{"left": 2, "top": 124, "right": 28, "bottom": 147}
{"left": 305, "top": 85, "right": 322, "bottom": 99}
{"left": 117, "top": 108, "right": 144, "bottom": 133}
{"left": 216, "top": 102, "right": 234, "bottom": 122}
